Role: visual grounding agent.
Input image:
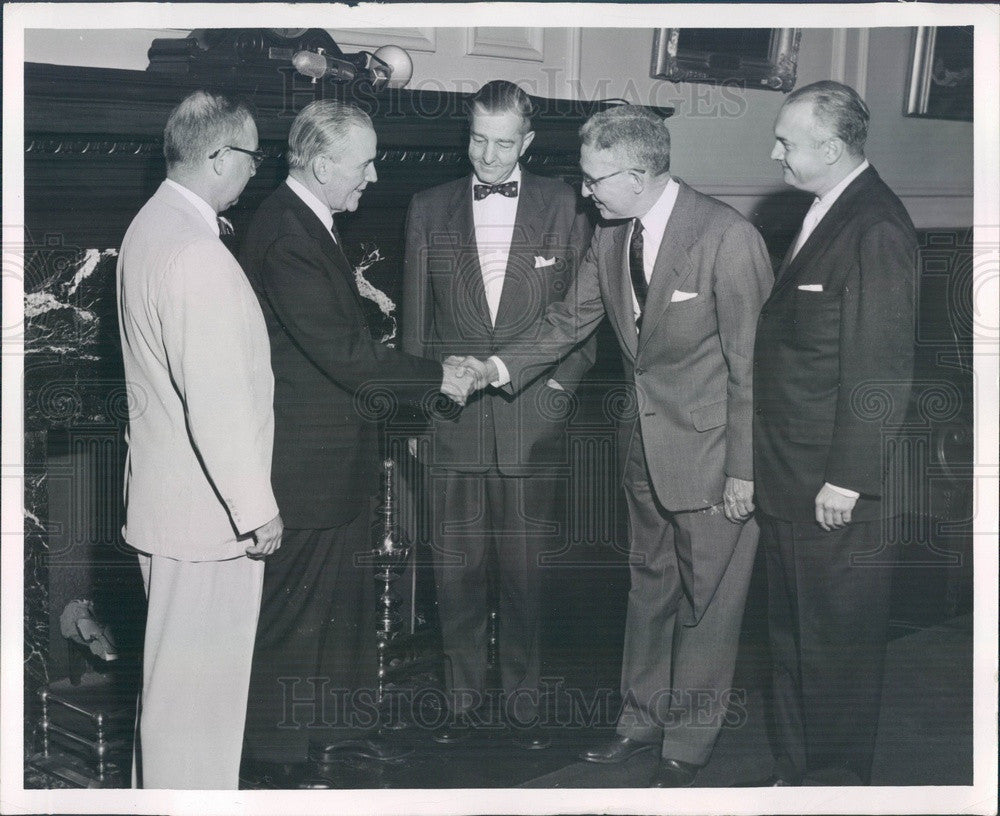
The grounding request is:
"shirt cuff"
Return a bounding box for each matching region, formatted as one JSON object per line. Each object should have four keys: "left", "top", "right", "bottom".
{"left": 488, "top": 355, "right": 510, "bottom": 387}
{"left": 824, "top": 482, "right": 860, "bottom": 499}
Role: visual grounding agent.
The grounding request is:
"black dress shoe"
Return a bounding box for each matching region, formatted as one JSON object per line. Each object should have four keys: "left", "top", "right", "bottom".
{"left": 650, "top": 758, "right": 700, "bottom": 788}
{"left": 579, "top": 735, "right": 658, "bottom": 764}
{"left": 431, "top": 712, "right": 476, "bottom": 744}
{"left": 309, "top": 734, "right": 413, "bottom": 763}
{"left": 510, "top": 725, "right": 551, "bottom": 750}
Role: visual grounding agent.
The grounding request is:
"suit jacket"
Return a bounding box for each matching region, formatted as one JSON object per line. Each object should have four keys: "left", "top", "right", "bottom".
{"left": 753, "top": 165, "right": 917, "bottom": 523}
{"left": 116, "top": 181, "right": 278, "bottom": 561}
{"left": 240, "top": 182, "right": 443, "bottom": 529}
{"left": 501, "top": 179, "right": 773, "bottom": 511}
{"left": 402, "top": 170, "right": 596, "bottom": 474}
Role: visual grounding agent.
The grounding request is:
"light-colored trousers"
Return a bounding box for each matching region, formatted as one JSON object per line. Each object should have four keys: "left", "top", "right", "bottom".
{"left": 135, "top": 551, "right": 264, "bottom": 789}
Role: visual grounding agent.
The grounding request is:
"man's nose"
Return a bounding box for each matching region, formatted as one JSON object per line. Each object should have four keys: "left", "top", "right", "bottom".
{"left": 581, "top": 181, "right": 592, "bottom": 198}
{"left": 483, "top": 144, "right": 497, "bottom": 164}
{"left": 770, "top": 142, "right": 784, "bottom": 161}
{"left": 366, "top": 164, "right": 378, "bottom": 183}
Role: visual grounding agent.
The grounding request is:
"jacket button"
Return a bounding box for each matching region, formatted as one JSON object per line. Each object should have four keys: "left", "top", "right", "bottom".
{"left": 754, "top": 407, "right": 763, "bottom": 415}
{"left": 635, "top": 368, "right": 645, "bottom": 376}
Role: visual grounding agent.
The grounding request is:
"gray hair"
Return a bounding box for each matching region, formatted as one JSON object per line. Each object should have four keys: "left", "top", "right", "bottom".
{"left": 286, "top": 100, "right": 373, "bottom": 169}
{"left": 467, "top": 79, "right": 534, "bottom": 134}
{"left": 579, "top": 105, "right": 671, "bottom": 176}
{"left": 163, "top": 90, "right": 254, "bottom": 170}
{"left": 784, "top": 80, "right": 870, "bottom": 155}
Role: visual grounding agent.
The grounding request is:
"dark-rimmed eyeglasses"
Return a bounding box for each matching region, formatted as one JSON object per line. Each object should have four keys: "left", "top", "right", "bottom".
{"left": 581, "top": 167, "right": 645, "bottom": 191}
{"left": 209, "top": 146, "right": 266, "bottom": 170}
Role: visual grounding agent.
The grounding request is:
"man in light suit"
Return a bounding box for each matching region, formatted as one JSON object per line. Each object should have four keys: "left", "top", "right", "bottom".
{"left": 401, "top": 80, "right": 596, "bottom": 749}
{"left": 460, "top": 105, "right": 773, "bottom": 786}
{"left": 116, "top": 91, "right": 282, "bottom": 789}
{"left": 240, "top": 100, "right": 469, "bottom": 783}
{"left": 751, "top": 81, "right": 917, "bottom": 786}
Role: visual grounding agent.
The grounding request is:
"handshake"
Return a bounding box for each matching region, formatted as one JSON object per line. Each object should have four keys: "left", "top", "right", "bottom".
{"left": 440, "top": 355, "right": 500, "bottom": 406}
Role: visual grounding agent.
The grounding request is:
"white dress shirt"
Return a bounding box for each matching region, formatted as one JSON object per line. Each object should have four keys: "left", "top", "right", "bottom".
{"left": 164, "top": 179, "right": 220, "bottom": 236}
{"left": 285, "top": 175, "right": 335, "bottom": 236}
{"left": 472, "top": 164, "right": 522, "bottom": 326}
{"left": 791, "top": 159, "right": 869, "bottom": 259}
{"left": 630, "top": 177, "right": 681, "bottom": 322}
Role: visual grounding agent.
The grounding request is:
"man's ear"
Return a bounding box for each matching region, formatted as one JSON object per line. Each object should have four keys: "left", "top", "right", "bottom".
{"left": 630, "top": 169, "right": 646, "bottom": 194}
{"left": 518, "top": 130, "right": 536, "bottom": 157}
{"left": 312, "top": 154, "right": 330, "bottom": 184}
{"left": 211, "top": 149, "right": 227, "bottom": 177}
{"left": 823, "top": 138, "right": 846, "bottom": 165}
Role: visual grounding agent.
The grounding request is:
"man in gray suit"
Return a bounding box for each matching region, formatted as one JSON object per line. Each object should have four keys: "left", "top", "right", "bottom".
{"left": 458, "top": 105, "right": 772, "bottom": 786}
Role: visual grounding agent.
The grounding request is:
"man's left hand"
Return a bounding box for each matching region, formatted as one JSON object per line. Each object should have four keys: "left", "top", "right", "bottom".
{"left": 722, "top": 477, "right": 754, "bottom": 523}
{"left": 815, "top": 484, "right": 858, "bottom": 531}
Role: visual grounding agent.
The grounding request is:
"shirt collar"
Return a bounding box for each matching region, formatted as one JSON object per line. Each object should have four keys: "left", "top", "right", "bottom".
{"left": 638, "top": 176, "right": 681, "bottom": 238}
{"left": 285, "top": 175, "right": 333, "bottom": 232}
{"left": 816, "top": 159, "right": 870, "bottom": 208}
{"left": 164, "top": 179, "right": 219, "bottom": 236}
{"left": 472, "top": 164, "right": 522, "bottom": 195}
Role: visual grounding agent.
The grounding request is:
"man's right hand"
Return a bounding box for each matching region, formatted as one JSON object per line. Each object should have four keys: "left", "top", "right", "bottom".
{"left": 445, "top": 356, "right": 497, "bottom": 389}
{"left": 441, "top": 361, "right": 475, "bottom": 406}
{"left": 246, "top": 513, "right": 283, "bottom": 558}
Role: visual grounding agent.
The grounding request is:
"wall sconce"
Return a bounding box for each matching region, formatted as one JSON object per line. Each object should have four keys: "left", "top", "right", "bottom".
{"left": 293, "top": 44, "right": 413, "bottom": 90}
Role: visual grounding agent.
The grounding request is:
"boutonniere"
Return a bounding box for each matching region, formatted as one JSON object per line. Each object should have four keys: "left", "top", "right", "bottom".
{"left": 353, "top": 245, "right": 398, "bottom": 346}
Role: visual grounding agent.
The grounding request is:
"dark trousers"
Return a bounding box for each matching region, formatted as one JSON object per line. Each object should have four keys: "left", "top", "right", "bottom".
{"left": 617, "top": 434, "right": 758, "bottom": 765}
{"left": 760, "top": 512, "right": 895, "bottom": 784}
{"left": 430, "top": 468, "right": 559, "bottom": 723}
{"left": 243, "top": 512, "right": 377, "bottom": 763}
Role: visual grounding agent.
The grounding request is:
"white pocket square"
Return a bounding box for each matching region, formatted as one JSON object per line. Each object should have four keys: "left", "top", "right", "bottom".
{"left": 534, "top": 256, "right": 557, "bottom": 268}
{"left": 671, "top": 290, "right": 699, "bottom": 302}
{"left": 797, "top": 284, "right": 824, "bottom": 292}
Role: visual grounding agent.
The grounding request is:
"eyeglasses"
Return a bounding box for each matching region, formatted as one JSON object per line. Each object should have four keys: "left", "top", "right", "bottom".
{"left": 209, "top": 145, "right": 266, "bottom": 170}
{"left": 581, "top": 167, "right": 645, "bottom": 191}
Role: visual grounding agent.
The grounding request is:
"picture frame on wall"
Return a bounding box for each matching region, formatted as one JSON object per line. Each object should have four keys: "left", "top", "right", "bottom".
{"left": 905, "top": 26, "right": 973, "bottom": 121}
{"left": 650, "top": 28, "right": 801, "bottom": 91}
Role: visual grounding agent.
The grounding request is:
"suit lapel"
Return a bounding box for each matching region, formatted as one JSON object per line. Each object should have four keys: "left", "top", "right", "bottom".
{"left": 447, "top": 179, "right": 493, "bottom": 332}
{"left": 492, "top": 172, "right": 539, "bottom": 332}
{"left": 770, "top": 166, "right": 880, "bottom": 298}
{"left": 636, "top": 181, "right": 699, "bottom": 355}
{"left": 276, "top": 184, "right": 359, "bottom": 303}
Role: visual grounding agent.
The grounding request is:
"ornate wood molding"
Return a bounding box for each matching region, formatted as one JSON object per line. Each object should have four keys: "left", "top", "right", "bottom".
{"left": 23, "top": 138, "right": 577, "bottom": 169}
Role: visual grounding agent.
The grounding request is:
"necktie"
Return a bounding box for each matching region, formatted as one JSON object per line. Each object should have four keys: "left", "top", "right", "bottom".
{"left": 473, "top": 180, "right": 519, "bottom": 201}
{"left": 629, "top": 218, "right": 646, "bottom": 331}
{"left": 791, "top": 198, "right": 823, "bottom": 260}
{"left": 217, "top": 215, "right": 234, "bottom": 237}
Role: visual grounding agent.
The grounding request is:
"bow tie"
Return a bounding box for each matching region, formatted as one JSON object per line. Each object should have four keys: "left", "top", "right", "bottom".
{"left": 474, "top": 180, "right": 519, "bottom": 201}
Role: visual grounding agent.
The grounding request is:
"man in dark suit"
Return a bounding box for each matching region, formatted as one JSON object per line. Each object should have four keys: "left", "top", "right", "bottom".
{"left": 401, "top": 80, "right": 596, "bottom": 750}
{"left": 462, "top": 105, "right": 773, "bottom": 786}
{"left": 752, "top": 80, "right": 917, "bottom": 786}
{"left": 239, "top": 99, "right": 470, "bottom": 784}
